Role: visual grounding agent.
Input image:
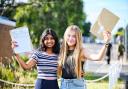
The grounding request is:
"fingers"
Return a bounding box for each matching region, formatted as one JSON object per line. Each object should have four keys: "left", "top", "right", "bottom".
{"left": 11, "top": 40, "right": 17, "bottom": 44}
{"left": 103, "top": 30, "right": 111, "bottom": 43}
{"left": 106, "top": 31, "right": 111, "bottom": 39}
{"left": 103, "top": 30, "right": 111, "bottom": 35}
{"left": 103, "top": 31, "right": 111, "bottom": 37}
{"left": 11, "top": 40, "right": 18, "bottom": 48}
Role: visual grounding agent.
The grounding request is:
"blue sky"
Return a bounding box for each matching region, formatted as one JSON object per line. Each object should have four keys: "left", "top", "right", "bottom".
{"left": 83, "top": 0, "right": 128, "bottom": 34}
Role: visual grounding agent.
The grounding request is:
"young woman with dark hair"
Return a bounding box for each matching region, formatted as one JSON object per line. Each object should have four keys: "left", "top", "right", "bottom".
{"left": 12, "top": 28, "right": 60, "bottom": 89}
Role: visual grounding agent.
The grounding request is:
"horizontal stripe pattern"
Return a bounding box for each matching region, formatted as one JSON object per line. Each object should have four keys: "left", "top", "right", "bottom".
{"left": 30, "top": 51, "right": 58, "bottom": 80}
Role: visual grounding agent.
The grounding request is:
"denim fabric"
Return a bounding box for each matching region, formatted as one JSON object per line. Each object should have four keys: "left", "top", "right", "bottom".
{"left": 35, "top": 78, "right": 59, "bottom": 89}
{"left": 60, "top": 78, "right": 86, "bottom": 89}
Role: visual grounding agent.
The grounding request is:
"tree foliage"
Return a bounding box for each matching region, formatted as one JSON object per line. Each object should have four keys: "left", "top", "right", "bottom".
{"left": 82, "top": 22, "right": 91, "bottom": 36}
{"left": 14, "top": 0, "right": 86, "bottom": 46}
{"left": 115, "top": 27, "right": 124, "bottom": 36}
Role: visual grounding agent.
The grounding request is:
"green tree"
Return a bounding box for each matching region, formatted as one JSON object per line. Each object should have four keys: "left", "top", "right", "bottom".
{"left": 0, "top": 0, "right": 16, "bottom": 18}
{"left": 14, "top": 0, "right": 86, "bottom": 47}
{"left": 82, "top": 22, "right": 91, "bottom": 36}
{"left": 116, "top": 27, "right": 124, "bottom": 36}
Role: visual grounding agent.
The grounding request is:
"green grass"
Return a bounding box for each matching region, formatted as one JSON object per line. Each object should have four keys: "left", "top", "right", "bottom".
{"left": 1, "top": 69, "right": 124, "bottom": 89}
{"left": 87, "top": 82, "right": 124, "bottom": 89}
{"left": 85, "top": 72, "right": 124, "bottom": 89}
{"left": 1, "top": 79, "right": 124, "bottom": 89}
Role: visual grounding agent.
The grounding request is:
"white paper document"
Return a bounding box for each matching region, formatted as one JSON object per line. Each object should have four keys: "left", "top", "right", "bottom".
{"left": 10, "top": 26, "right": 33, "bottom": 53}
{"left": 90, "top": 8, "right": 120, "bottom": 39}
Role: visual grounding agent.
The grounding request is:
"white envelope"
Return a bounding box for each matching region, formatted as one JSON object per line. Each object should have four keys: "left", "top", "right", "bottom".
{"left": 90, "top": 8, "right": 120, "bottom": 39}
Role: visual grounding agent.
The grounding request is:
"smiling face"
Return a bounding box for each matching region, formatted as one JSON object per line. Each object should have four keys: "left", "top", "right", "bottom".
{"left": 63, "top": 25, "right": 83, "bottom": 51}
{"left": 59, "top": 25, "right": 83, "bottom": 78}
{"left": 43, "top": 34, "right": 55, "bottom": 48}
{"left": 65, "top": 30, "right": 77, "bottom": 49}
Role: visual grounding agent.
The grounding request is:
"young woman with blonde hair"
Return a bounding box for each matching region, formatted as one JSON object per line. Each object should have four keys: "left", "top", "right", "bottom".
{"left": 58, "top": 25, "right": 111, "bottom": 89}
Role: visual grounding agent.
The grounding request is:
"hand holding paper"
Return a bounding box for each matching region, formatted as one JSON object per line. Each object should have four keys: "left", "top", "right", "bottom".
{"left": 11, "top": 41, "right": 18, "bottom": 49}
{"left": 103, "top": 31, "right": 111, "bottom": 43}
{"left": 10, "top": 26, "right": 33, "bottom": 54}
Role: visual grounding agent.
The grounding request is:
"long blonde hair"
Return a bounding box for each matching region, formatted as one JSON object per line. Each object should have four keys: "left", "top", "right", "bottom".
{"left": 58, "top": 25, "right": 84, "bottom": 78}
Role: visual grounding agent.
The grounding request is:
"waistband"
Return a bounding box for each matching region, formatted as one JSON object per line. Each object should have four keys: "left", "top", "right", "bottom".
{"left": 61, "top": 78, "right": 85, "bottom": 82}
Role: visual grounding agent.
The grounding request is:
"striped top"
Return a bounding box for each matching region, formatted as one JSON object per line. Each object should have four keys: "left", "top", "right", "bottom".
{"left": 30, "top": 51, "right": 58, "bottom": 80}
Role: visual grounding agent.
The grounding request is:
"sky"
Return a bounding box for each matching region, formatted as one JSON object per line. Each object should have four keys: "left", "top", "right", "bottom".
{"left": 83, "top": 0, "right": 128, "bottom": 34}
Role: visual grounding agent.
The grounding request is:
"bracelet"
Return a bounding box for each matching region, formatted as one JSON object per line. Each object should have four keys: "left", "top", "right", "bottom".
{"left": 105, "top": 43, "right": 109, "bottom": 47}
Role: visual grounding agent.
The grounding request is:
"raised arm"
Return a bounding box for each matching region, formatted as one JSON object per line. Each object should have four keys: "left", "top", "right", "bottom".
{"left": 13, "top": 54, "right": 36, "bottom": 70}
{"left": 12, "top": 41, "right": 36, "bottom": 70}
{"left": 84, "top": 31, "right": 111, "bottom": 61}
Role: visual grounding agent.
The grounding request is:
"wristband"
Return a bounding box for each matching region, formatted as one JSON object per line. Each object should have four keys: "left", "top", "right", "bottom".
{"left": 105, "top": 43, "right": 109, "bottom": 47}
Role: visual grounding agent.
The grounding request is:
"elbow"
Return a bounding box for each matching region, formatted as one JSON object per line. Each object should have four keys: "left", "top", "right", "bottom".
{"left": 98, "top": 55, "right": 105, "bottom": 61}
{"left": 22, "top": 65, "right": 31, "bottom": 70}
{"left": 23, "top": 67, "right": 29, "bottom": 70}
{"left": 95, "top": 56, "right": 103, "bottom": 61}
{"left": 98, "top": 58, "right": 103, "bottom": 61}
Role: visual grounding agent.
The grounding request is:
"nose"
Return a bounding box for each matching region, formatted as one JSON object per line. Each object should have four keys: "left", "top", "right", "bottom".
{"left": 48, "top": 39, "right": 51, "bottom": 42}
{"left": 48, "top": 39, "right": 52, "bottom": 42}
{"left": 69, "top": 36, "right": 73, "bottom": 41}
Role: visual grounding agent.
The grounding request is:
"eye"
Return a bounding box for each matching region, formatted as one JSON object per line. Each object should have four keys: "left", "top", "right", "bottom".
{"left": 67, "top": 34, "right": 70, "bottom": 37}
{"left": 44, "top": 37, "right": 48, "bottom": 40}
{"left": 50, "top": 37, "right": 54, "bottom": 40}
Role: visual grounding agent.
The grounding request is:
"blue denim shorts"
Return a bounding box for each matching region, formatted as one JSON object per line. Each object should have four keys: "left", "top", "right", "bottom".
{"left": 35, "top": 78, "right": 59, "bottom": 89}
{"left": 60, "top": 78, "right": 86, "bottom": 89}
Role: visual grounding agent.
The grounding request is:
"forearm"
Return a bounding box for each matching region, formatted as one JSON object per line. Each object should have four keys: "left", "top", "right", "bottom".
{"left": 88, "top": 44, "right": 108, "bottom": 61}
{"left": 14, "top": 54, "right": 30, "bottom": 70}
{"left": 96, "top": 44, "right": 108, "bottom": 60}
{"left": 90, "top": 30, "right": 111, "bottom": 60}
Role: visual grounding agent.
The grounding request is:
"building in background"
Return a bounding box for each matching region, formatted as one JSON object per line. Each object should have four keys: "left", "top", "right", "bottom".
{"left": 0, "top": 16, "right": 16, "bottom": 65}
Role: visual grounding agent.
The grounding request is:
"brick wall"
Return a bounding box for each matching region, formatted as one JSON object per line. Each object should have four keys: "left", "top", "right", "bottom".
{"left": 0, "top": 24, "right": 14, "bottom": 63}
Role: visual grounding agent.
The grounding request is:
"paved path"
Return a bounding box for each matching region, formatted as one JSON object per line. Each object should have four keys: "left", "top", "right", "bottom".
{"left": 84, "top": 60, "right": 128, "bottom": 75}
{"left": 83, "top": 43, "right": 128, "bottom": 75}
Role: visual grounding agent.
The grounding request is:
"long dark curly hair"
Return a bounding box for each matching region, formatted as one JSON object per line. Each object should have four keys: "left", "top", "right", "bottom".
{"left": 38, "top": 28, "right": 60, "bottom": 54}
